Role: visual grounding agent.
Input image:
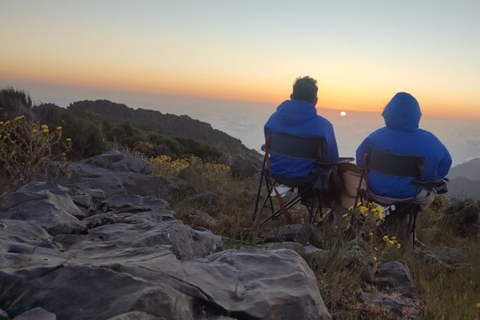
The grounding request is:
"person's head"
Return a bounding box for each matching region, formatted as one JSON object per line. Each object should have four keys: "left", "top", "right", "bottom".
{"left": 290, "top": 76, "right": 318, "bottom": 105}
{"left": 382, "top": 92, "right": 422, "bottom": 131}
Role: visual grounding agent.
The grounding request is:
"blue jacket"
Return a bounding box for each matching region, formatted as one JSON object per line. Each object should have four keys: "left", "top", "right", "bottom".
{"left": 264, "top": 99, "right": 339, "bottom": 178}
{"left": 356, "top": 92, "right": 452, "bottom": 198}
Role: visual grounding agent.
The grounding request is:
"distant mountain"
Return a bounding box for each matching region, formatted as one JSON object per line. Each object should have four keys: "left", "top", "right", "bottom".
{"left": 68, "top": 100, "right": 260, "bottom": 159}
{"left": 447, "top": 158, "right": 480, "bottom": 181}
{"left": 447, "top": 158, "right": 480, "bottom": 199}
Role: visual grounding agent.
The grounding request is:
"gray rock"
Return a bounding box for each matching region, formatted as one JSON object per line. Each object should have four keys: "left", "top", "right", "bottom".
{"left": 359, "top": 292, "right": 420, "bottom": 316}
{"left": 166, "top": 178, "right": 196, "bottom": 199}
{"left": 414, "top": 247, "right": 469, "bottom": 268}
{"left": 80, "top": 149, "right": 126, "bottom": 169}
{"left": 0, "top": 191, "right": 86, "bottom": 235}
{"left": 99, "top": 195, "right": 171, "bottom": 214}
{"left": 230, "top": 154, "right": 261, "bottom": 179}
{"left": 106, "top": 311, "right": 162, "bottom": 320}
{"left": 111, "top": 156, "right": 150, "bottom": 174}
{"left": 12, "top": 307, "right": 56, "bottom": 320}
{"left": 16, "top": 181, "right": 69, "bottom": 195}
{"left": 262, "top": 224, "right": 312, "bottom": 245}
{"left": 374, "top": 261, "right": 418, "bottom": 299}
{"left": 1, "top": 151, "right": 331, "bottom": 320}
{"left": 259, "top": 242, "right": 329, "bottom": 269}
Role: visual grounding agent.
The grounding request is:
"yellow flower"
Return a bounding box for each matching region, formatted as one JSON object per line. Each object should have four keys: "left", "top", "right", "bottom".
{"left": 348, "top": 205, "right": 354, "bottom": 211}
{"left": 383, "top": 235, "right": 389, "bottom": 241}
{"left": 41, "top": 124, "right": 48, "bottom": 129}
{"left": 368, "top": 232, "right": 374, "bottom": 237}
{"left": 396, "top": 243, "right": 401, "bottom": 249}
{"left": 56, "top": 126, "right": 62, "bottom": 130}
{"left": 373, "top": 256, "right": 377, "bottom": 261}
{"left": 0, "top": 121, "right": 4, "bottom": 125}
{"left": 42, "top": 128, "right": 49, "bottom": 133}
{"left": 66, "top": 138, "right": 72, "bottom": 142}
{"left": 342, "top": 213, "right": 349, "bottom": 218}
{"left": 359, "top": 206, "right": 368, "bottom": 215}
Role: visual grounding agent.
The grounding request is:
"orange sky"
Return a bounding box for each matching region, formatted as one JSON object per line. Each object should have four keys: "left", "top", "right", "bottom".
{"left": 1, "top": 1, "right": 479, "bottom": 120}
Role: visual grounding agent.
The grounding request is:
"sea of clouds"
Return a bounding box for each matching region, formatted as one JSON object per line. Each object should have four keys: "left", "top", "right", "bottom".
{"left": 21, "top": 84, "right": 480, "bottom": 167}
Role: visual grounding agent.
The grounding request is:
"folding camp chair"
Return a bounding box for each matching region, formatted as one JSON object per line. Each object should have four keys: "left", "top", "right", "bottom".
{"left": 354, "top": 146, "right": 448, "bottom": 247}
{"left": 252, "top": 132, "right": 336, "bottom": 226}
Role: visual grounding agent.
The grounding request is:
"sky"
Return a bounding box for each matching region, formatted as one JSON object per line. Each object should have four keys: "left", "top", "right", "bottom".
{"left": 1, "top": 1, "right": 480, "bottom": 120}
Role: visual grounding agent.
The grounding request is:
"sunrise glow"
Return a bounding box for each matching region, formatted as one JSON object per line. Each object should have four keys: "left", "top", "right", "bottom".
{"left": 1, "top": 2, "right": 479, "bottom": 120}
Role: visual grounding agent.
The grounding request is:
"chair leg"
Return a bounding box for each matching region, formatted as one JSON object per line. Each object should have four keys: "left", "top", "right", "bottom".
{"left": 252, "top": 170, "right": 265, "bottom": 222}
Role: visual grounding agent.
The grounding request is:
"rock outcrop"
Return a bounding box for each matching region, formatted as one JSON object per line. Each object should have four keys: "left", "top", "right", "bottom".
{"left": 0, "top": 150, "right": 331, "bottom": 320}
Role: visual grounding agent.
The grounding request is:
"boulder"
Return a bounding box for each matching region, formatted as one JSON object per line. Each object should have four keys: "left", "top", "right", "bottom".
{"left": 230, "top": 154, "right": 261, "bottom": 179}
{"left": 0, "top": 190, "right": 86, "bottom": 235}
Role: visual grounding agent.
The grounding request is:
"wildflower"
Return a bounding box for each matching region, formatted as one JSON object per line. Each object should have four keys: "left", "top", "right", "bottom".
{"left": 396, "top": 243, "right": 401, "bottom": 249}
{"left": 41, "top": 124, "right": 48, "bottom": 129}
{"left": 56, "top": 126, "right": 62, "bottom": 130}
{"left": 14, "top": 115, "right": 25, "bottom": 121}
{"left": 359, "top": 206, "right": 368, "bottom": 215}
{"left": 348, "top": 205, "right": 354, "bottom": 211}
{"left": 368, "top": 232, "right": 374, "bottom": 237}
{"left": 373, "top": 256, "right": 377, "bottom": 262}
{"left": 383, "top": 235, "right": 389, "bottom": 241}
{"left": 66, "top": 138, "right": 72, "bottom": 142}
{"left": 42, "top": 128, "right": 49, "bottom": 133}
{"left": 0, "top": 121, "right": 3, "bottom": 125}
{"left": 342, "top": 213, "right": 349, "bottom": 218}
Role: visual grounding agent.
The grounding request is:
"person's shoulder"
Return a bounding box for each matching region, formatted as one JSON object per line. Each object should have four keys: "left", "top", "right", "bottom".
{"left": 417, "top": 128, "right": 441, "bottom": 140}
{"left": 314, "top": 114, "right": 334, "bottom": 126}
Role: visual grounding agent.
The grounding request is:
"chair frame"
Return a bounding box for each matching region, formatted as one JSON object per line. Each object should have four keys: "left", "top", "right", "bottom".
{"left": 253, "top": 132, "right": 330, "bottom": 225}
{"left": 355, "top": 146, "right": 434, "bottom": 247}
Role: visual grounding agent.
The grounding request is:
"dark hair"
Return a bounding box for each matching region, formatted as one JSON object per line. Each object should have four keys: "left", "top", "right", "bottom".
{"left": 291, "top": 76, "right": 318, "bottom": 103}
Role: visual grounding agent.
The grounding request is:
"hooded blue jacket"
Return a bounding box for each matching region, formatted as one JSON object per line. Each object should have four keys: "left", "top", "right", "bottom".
{"left": 264, "top": 99, "right": 339, "bottom": 178}
{"left": 356, "top": 92, "right": 452, "bottom": 198}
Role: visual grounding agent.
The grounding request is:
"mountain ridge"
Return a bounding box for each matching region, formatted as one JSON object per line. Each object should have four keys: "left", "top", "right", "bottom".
{"left": 68, "top": 99, "right": 261, "bottom": 159}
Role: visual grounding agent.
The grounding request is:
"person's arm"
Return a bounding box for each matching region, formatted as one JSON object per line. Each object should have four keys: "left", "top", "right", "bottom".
{"left": 324, "top": 123, "right": 339, "bottom": 163}
{"left": 356, "top": 138, "right": 369, "bottom": 168}
{"left": 437, "top": 143, "right": 452, "bottom": 179}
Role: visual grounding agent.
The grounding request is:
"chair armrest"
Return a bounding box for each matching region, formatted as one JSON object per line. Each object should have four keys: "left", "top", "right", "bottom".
{"left": 414, "top": 178, "right": 449, "bottom": 194}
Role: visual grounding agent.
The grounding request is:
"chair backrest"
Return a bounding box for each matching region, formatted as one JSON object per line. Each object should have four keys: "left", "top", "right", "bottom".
{"left": 364, "top": 146, "right": 424, "bottom": 180}
{"left": 268, "top": 131, "right": 324, "bottom": 160}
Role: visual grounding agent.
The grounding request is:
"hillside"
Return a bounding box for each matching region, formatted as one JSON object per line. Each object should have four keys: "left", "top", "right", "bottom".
{"left": 447, "top": 158, "right": 480, "bottom": 199}
{"left": 448, "top": 157, "right": 480, "bottom": 181}
{"left": 68, "top": 100, "right": 260, "bottom": 159}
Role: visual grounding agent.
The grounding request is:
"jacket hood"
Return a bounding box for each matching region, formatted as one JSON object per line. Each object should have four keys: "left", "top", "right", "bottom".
{"left": 383, "top": 92, "right": 421, "bottom": 131}
{"left": 275, "top": 100, "right": 317, "bottom": 126}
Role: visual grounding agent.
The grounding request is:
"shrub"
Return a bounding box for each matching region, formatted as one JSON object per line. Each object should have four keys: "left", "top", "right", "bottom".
{"left": 0, "top": 115, "right": 71, "bottom": 190}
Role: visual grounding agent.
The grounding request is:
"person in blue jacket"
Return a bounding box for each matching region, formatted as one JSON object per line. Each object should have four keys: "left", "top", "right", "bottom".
{"left": 264, "top": 76, "right": 339, "bottom": 179}
{"left": 356, "top": 92, "right": 452, "bottom": 209}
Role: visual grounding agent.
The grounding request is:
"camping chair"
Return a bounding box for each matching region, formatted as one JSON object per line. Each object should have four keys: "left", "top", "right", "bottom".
{"left": 252, "top": 132, "right": 336, "bottom": 226}
{"left": 354, "top": 146, "right": 448, "bottom": 247}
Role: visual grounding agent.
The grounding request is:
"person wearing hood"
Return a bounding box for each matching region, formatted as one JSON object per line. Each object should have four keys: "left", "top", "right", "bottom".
{"left": 264, "top": 76, "right": 339, "bottom": 179}
{"left": 356, "top": 92, "right": 452, "bottom": 209}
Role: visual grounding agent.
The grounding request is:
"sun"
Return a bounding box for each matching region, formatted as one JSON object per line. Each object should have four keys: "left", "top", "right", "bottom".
{"left": 340, "top": 111, "right": 347, "bottom": 117}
